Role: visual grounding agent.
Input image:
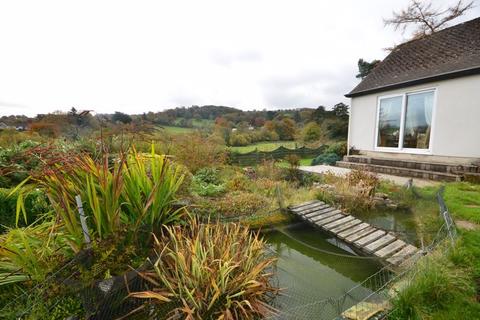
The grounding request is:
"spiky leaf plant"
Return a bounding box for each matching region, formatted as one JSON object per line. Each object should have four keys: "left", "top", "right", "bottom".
{"left": 130, "top": 219, "right": 278, "bottom": 320}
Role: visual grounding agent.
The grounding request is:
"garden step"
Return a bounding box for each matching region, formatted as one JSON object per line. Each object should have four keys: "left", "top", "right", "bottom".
{"left": 374, "top": 240, "right": 407, "bottom": 258}
{"left": 336, "top": 161, "right": 461, "bottom": 182}
{"left": 343, "top": 155, "right": 480, "bottom": 174}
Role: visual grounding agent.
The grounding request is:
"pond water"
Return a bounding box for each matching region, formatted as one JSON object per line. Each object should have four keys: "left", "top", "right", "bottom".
{"left": 262, "top": 210, "right": 418, "bottom": 319}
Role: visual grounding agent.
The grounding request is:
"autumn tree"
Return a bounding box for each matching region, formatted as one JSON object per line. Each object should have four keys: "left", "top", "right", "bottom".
{"left": 302, "top": 122, "right": 322, "bottom": 142}
{"left": 384, "top": 0, "right": 474, "bottom": 39}
{"left": 112, "top": 111, "right": 132, "bottom": 124}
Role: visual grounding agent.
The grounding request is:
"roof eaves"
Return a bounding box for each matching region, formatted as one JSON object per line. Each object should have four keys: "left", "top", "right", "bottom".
{"left": 345, "top": 66, "right": 480, "bottom": 98}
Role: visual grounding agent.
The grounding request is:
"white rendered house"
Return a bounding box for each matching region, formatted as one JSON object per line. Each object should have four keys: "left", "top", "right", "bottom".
{"left": 342, "top": 17, "right": 480, "bottom": 180}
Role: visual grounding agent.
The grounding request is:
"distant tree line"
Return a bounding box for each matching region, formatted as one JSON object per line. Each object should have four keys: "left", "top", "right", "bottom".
{"left": 0, "top": 103, "right": 349, "bottom": 145}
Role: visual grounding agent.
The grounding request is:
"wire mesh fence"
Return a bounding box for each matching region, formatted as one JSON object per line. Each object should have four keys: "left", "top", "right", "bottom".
{"left": 0, "top": 187, "right": 456, "bottom": 320}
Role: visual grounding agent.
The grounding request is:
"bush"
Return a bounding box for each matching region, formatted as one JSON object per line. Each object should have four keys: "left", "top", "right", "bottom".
{"left": 325, "top": 141, "right": 347, "bottom": 157}
{"left": 311, "top": 153, "right": 341, "bottom": 166}
{"left": 0, "top": 188, "right": 49, "bottom": 232}
{"left": 196, "top": 191, "right": 269, "bottom": 217}
{"left": 169, "top": 133, "right": 226, "bottom": 173}
{"left": 130, "top": 219, "right": 278, "bottom": 319}
{"left": 191, "top": 167, "right": 226, "bottom": 197}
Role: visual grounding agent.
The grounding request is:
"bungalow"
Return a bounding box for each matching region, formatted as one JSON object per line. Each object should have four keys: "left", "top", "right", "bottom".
{"left": 342, "top": 17, "right": 480, "bottom": 181}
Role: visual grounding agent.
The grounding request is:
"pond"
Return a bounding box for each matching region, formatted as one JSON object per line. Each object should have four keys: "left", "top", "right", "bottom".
{"left": 262, "top": 209, "right": 418, "bottom": 320}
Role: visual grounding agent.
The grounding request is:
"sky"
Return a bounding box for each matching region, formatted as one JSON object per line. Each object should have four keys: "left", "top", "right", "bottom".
{"left": 0, "top": 0, "right": 479, "bottom": 116}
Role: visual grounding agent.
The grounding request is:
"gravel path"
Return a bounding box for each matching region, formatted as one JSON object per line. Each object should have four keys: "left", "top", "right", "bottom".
{"left": 299, "top": 165, "right": 440, "bottom": 188}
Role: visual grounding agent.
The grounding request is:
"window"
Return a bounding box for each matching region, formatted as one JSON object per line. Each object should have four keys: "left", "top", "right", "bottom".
{"left": 376, "top": 89, "right": 435, "bottom": 152}
{"left": 377, "top": 96, "right": 402, "bottom": 148}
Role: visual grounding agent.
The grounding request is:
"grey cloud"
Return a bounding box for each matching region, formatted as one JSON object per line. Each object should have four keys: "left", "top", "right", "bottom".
{"left": 210, "top": 50, "right": 262, "bottom": 67}
{"left": 261, "top": 67, "right": 357, "bottom": 109}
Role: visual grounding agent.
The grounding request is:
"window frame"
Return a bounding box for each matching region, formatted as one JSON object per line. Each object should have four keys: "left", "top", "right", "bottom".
{"left": 374, "top": 87, "right": 437, "bottom": 154}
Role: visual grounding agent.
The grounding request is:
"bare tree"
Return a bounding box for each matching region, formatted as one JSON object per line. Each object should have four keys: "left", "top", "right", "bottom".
{"left": 385, "top": 0, "right": 474, "bottom": 39}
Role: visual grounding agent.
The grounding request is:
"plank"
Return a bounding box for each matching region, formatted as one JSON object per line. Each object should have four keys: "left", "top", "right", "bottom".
{"left": 374, "top": 240, "right": 407, "bottom": 258}
{"left": 337, "top": 223, "right": 370, "bottom": 239}
{"left": 386, "top": 245, "right": 418, "bottom": 266}
{"left": 291, "top": 201, "right": 324, "bottom": 212}
{"left": 354, "top": 230, "right": 386, "bottom": 247}
{"left": 329, "top": 219, "right": 362, "bottom": 234}
{"left": 310, "top": 206, "right": 338, "bottom": 216}
{"left": 344, "top": 226, "right": 377, "bottom": 242}
{"left": 364, "top": 234, "right": 396, "bottom": 253}
{"left": 314, "top": 213, "right": 345, "bottom": 226}
{"left": 289, "top": 200, "right": 320, "bottom": 210}
{"left": 294, "top": 204, "right": 330, "bottom": 215}
{"left": 307, "top": 209, "right": 340, "bottom": 222}
{"left": 323, "top": 216, "right": 355, "bottom": 230}
{"left": 302, "top": 210, "right": 329, "bottom": 220}
{"left": 301, "top": 205, "right": 333, "bottom": 217}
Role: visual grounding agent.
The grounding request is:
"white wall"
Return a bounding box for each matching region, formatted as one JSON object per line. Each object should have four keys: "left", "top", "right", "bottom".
{"left": 348, "top": 74, "right": 480, "bottom": 161}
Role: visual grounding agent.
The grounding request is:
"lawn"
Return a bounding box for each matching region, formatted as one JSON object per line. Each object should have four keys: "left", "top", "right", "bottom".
{"left": 443, "top": 182, "right": 480, "bottom": 223}
{"left": 160, "top": 126, "right": 196, "bottom": 134}
{"left": 229, "top": 141, "right": 302, "bottom": 153}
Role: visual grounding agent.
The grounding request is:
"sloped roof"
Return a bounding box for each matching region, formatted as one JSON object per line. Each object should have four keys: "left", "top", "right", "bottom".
{"left": 346, "top": 17, "right": 480, "bottom": 97}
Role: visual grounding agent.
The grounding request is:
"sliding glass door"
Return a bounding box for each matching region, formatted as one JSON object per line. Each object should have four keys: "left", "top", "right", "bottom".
{"left": 376, "top": 90, "right": 434, "bottom": 152}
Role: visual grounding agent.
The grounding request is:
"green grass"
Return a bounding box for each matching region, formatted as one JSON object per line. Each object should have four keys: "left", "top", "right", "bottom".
{"left": 275, "top": 158, "right": 314, "bottom": 168}
{"left": 160, "top": 126, "right": 196, "bottom": 134}
{"left": 443, "top": 182, "right": 480, "bottom": 223}
{"left": 389, "top": 181, "right": 480, "bottom": 319}
{"left": 229, "top": 141, "right": 301, "bottom": 153}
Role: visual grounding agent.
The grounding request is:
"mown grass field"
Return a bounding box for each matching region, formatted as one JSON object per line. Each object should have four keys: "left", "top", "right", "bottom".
{"left": 229, "top": 141, "right": 301, "bottom": 153}
{"left": 160, "top": 126, "right": 196, "bottom": 134}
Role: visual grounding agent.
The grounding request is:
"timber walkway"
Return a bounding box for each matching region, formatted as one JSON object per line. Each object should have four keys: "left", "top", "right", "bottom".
{"left": 289, "top": 200, "right": 419, "bottom": 266}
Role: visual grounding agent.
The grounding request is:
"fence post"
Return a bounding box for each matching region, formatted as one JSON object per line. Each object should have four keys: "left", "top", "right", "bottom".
{"left": 275, "top": 185, "right": 285, "bottom": 211}
{"left": 75, "top": 195, "right": 91, "bottom": 244}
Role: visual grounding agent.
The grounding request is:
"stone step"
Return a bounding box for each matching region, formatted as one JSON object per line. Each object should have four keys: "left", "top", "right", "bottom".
{"left": 336, "top": 161, "right": 461, "bottom": 182}
{"left": 343, "top": 155, "right": 479, "bottom": 174}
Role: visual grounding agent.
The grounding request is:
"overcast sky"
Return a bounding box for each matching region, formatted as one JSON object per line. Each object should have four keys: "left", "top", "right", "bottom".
{"left": 0, "top": 0, "right": 479, "bottom": 116}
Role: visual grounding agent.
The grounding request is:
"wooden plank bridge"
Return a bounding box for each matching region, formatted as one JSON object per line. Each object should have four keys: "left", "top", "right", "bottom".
{"left": 289, "top": 200, "right": 420, "bottom": 266}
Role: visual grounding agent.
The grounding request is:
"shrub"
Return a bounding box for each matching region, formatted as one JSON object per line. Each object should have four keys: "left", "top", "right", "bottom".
{"left": 16, "top": 146, "right": 185, "bottom": 252}
{"left": 325, "top": 141, "right": 347, "bottom": 157}
{"left": 169, "top": 133, "right": 226, "bottom": 173}
{"left": 191, "top": 168, "right": 226, "bottom": 197}
{"left": 311, "top": 153, "right": 341, "bottom": 166}
{"left": 130, "top": 220, "right": 278, "bottom": 319}
{"left": 225, "top": 172, "right": 250, "bottom": 192}
{"left": 196, "top": 191, "right": 269, "bottom": 217}
{"left": 285, "top": 154, "right": 300, "bottom": 168}
{"left": 345, "top": 169, "right": 379, "bottom": 197}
